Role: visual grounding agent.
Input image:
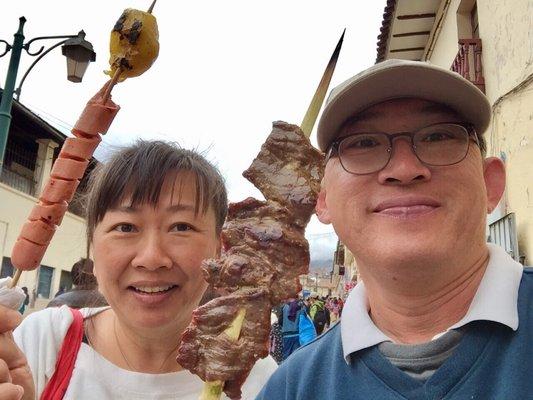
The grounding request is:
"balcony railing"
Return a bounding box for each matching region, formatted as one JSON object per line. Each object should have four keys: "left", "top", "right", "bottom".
{"left": 488, "top": 213, "right": 521, "bottom": 262}
{"left": 451, "top": 38, "right": 485, "bottom": 93}
{"left": 0, "top": 141, "right": 37, "bottom": 196}
{"left": 0, "top": 167, "right": 36, "bottom": 196}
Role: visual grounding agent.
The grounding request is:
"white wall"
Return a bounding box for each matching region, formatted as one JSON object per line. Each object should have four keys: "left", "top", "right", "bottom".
{"left": 0, "top": 183, "right": 87, "bottom": 310}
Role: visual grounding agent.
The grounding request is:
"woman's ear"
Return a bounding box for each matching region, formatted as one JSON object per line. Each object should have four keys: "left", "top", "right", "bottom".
{"left": 88, "top": 245, "right": 99, "bottom": 281}
{"left": 483, "top": 157, "right": 506, "bottom": 213}
{"left": 316, "top": 188, "right": 332, "bottom": 224}
{"left": 216, "top": 236, "right": 222, "bottom": 258}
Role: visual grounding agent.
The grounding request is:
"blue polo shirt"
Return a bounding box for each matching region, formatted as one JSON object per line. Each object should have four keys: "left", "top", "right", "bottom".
{"left": 256, "top": 268, "right": 533, "bottom": 399}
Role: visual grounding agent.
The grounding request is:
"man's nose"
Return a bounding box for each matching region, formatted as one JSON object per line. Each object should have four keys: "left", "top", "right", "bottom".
{"left": 132, "top": 232, "right": 172, "bottom": 271}
{"left": 377, "top": 138, "right": 431, "bottom": 184}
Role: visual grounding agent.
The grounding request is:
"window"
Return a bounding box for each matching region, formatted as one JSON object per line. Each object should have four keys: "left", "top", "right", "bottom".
{"left": 37, "top": 265, "right": 54, "bottom": 298}
{"left": 0, "top": 257, "right": 14, "bottom": 278}
{"left": 457, "top": 0, "right": 478, "bottom": 39}
{"left": 59, "top": 270, "right": 73, "bottom": 292}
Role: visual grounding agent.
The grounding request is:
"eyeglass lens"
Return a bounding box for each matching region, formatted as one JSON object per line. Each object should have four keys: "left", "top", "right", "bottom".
{"left": 338, "top": 123, "right": 470, "bottom": 174}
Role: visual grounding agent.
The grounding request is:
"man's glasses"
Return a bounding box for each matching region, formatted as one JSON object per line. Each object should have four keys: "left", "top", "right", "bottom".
{"left": 326, "top": 122, "right": 479, "bottom": 175}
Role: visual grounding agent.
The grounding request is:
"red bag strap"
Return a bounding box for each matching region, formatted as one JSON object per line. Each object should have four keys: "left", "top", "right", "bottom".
{"left": 40, "top": 308, "right": 84, "bottom": 400}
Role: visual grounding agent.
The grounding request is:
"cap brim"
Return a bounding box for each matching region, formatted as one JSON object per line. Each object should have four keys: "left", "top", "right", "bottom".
{"left": 317, "top": 61, "right": 491, "bottom": 151}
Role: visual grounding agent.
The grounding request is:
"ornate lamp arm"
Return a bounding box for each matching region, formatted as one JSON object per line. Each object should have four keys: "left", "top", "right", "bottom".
{"left": 0, "top": 40, "right": 11, "bottom": 57}
{"left": 22, "top": 32, "right": 83, "bottom": 56}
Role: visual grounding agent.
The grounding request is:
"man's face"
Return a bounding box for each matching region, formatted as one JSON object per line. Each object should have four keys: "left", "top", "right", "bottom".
{"left": 317, "top": 98, "right": 505, "bottom": 270}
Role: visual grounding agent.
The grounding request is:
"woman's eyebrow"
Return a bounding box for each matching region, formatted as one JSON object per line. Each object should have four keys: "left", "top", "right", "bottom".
{"left": 166, "top": 204, "right": 196, "bottom": 213}
{"left": 109, "top": 205, "right": 137, "bottom": 213}
{"left": 108, "top": 204, "right": 197, "bottom": 213}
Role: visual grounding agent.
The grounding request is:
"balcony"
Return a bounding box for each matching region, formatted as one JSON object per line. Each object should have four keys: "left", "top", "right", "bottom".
{"left": 451, "top": 38, "right": 485, "bottom": 93}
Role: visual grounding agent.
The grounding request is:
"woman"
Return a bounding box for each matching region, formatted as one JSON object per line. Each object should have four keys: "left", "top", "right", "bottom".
{"left": 0, "top": 141, "right": 277, "bottom": 399}
{"left": 279, "top": 299, "right": 302, "bottom": 361}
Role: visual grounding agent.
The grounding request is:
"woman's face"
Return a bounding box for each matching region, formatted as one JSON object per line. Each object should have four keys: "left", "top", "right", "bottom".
{"left": 92, "top": 172, "right": 220, "bottom": 333}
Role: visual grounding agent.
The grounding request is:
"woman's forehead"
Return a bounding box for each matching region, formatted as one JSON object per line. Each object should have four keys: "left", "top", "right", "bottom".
{"left": 118, "top": 170, "right": 203, "bottom": 209}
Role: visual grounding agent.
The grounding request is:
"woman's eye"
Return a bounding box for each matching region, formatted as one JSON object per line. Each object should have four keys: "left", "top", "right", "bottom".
{"left": 113, "top": 223, "right": 136, "bottom": 233}
{"left": 170, "top": 223, "right": 193, "bottom": 232}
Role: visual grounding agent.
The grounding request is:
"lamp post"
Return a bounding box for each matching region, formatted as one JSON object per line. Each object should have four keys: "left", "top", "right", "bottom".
{"left": 0, "top": 17, "right": 96, "bottom": 173}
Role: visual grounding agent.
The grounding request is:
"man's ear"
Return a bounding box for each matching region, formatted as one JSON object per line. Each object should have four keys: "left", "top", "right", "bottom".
{"left": 483, "top": 157, "right": 506, "bottom": 213}
{"left": 316, "top": 188, "right": 332, "bottom": 224}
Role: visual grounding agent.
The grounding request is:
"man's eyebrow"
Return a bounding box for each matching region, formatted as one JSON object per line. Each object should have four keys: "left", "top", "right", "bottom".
{"left": 420, "top": 103, "right": 459, "bottom": 115}
{"left": 349, "top": 110, "right": 380, "bottom": 124}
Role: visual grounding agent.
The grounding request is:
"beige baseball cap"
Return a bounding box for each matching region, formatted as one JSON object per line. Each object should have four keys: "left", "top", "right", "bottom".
{"left": 317, "top": 59, "right": 491, "bottom": 151}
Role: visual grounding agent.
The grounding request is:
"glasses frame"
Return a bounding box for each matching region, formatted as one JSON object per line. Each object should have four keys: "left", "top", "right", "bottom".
{"left": 325, "top": 122, "right": 480, "bottom": 175}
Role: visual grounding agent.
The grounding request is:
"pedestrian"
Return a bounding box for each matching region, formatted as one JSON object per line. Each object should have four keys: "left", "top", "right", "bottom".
{"left": 18, "top": 286, "right": 29, "bottom": 315}
{"left": 337, "top": 297, "right": 344, "bottom": 317}
{"left": 329, "top": 298, "right": 340, "bottom": 323}
{"left": 309, "top": 294, "right": 330, "bottom": 335}
{"left": 47, "top": 258, "right": 107, "bottom": 309}
{"left": 269, "top": 305, "right": 284, "bottom": 364}
{"left": 257, "top": 59, "right": 532, "bottom": 399}
{"left": 280, "top": 299, "right": 303, "bottom": 360}
{"left": 0, "top": 141, "right": 276, "bottom": 399}
{"left": 54, "top": 286, "right": 66, "bottom": 298}
{"left": 297, "top": 308, "right": 317, "bottom": 346}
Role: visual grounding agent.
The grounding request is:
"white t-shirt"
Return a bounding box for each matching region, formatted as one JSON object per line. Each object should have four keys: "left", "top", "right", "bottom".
{"left": 14, "top": 306, "right": 278, "bottom": 400}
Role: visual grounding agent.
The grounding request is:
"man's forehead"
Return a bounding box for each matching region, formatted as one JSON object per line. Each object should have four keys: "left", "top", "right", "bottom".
{"left": 340, "top": 98, "right": 463, "bottom": 132}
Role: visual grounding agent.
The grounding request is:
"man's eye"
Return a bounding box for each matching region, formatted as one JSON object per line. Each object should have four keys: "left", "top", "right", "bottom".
{"left": 345, "top": 136, "right": 381, "bottom": 149}
{"left": 170, "top": 223, "right": 193, "bottom": 232}
{"left": 113, "top": 224, "right": 136, "bottom": 233}
{"left": 421, "top": 131, "right": 454, "bottom": 142}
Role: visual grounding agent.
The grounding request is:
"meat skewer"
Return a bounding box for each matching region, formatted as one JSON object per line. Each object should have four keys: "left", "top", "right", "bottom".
{"left": 177, "top": 30, "right": 345, "bottom": 400}
{"left": 7, "top": 2, "right": 159, "bottom": 290}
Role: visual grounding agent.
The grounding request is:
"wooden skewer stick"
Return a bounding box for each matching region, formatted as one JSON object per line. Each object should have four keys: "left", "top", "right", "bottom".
{"left": 200, "top": 308, "right": 247, "bottom": 400}
{"left": 300, "top": 29, "right": 346, "bottom": 138}
{"left": 101, "top": 68, "right": 123, "bottom": 104}
{"left": 7, "top": 269, "right": 22, "bottom": 289}
{"left": 148, "top": 0, "right": 158, "bottom": 13}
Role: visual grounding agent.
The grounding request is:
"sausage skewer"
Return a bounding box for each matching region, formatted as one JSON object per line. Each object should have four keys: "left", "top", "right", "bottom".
{"left": 8, "top": 79, "right": 120, "bottom": 288}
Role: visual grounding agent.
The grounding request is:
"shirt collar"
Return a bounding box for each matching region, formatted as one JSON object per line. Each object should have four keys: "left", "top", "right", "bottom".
{"left": 340, "top": 243, "right": 524, "bottom": 363}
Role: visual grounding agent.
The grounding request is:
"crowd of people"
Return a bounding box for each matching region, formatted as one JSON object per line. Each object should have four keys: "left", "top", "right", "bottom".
{"left": 269, "top": 293, "right": 345, "bottom": 363}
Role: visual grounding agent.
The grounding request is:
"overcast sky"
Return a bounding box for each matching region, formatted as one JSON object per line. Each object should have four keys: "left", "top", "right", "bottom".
{"left": 1, "top": 0, "right": 385, "bottom": 261}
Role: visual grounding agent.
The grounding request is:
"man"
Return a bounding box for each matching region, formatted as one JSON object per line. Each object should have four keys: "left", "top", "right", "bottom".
{"left": 309, "top": 295, "right": 330, "bottom": 334}
{"left": 257, "top": 59, "right": 531, "bottom": 399}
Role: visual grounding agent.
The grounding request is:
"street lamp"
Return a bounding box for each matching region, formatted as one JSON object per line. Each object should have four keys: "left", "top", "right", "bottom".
{"left": 0, "top": 17, "right": 96, "bottom": 173}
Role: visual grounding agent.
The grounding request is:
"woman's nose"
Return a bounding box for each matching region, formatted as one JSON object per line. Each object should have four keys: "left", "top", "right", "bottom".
{"left": 131, "top": 233, "right": 172, "bottom": 271}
